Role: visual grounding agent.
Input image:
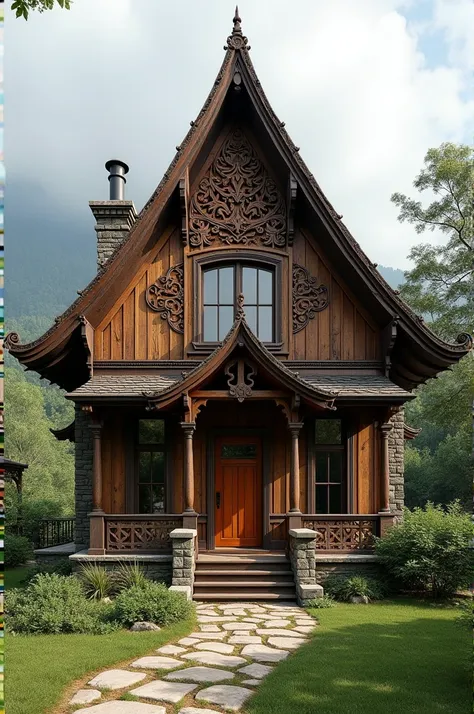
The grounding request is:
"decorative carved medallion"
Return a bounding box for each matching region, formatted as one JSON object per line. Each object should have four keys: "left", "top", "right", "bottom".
{"left": 292, "top": 264, "right": 329, "bottom": 333}
{"left": 225, "top": 357, "right": 257, "bottom": 402}
{"left": 145, "top": 263, "right": 184, "bottom": 334}
{"left": 189, "top": 128, "right": 287, "bottom": 249}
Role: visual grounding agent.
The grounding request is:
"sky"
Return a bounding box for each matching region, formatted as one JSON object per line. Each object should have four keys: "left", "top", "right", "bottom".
{"left": 5, "top": 0, "right": 474, "bottom": 270}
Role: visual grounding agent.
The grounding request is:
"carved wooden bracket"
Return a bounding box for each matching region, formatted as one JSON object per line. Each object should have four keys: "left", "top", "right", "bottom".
{"left": 274, "top": 394, "right": 301, "bottom": 424}
{"left": 287, "top": 174, "right": 297, "bottom": 246}
{"left": 179, "top": 176, "right": 189, "bottom": 246}
{"left": 225, "top": 357, "right": 257, "bottom": 402}
{"left": 292, "top": 264, "right": 329, "bottom": 333}
{"left": 145, "top": 263, "right": 184, "bottom": 334}
{"left": 79, "top": 315, "right": 94, "bottom": 377}
{"left": 189, "top": 127, "right": 287, "bottom": 249}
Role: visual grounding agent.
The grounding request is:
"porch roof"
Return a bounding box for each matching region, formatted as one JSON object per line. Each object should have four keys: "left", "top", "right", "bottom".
{"left": 303, "top": 375, "right": 412, "bottom": 399}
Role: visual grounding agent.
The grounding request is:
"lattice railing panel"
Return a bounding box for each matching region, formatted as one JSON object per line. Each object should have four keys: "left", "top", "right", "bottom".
{"left": 302, "top": 518, "right": 377, "bottom": 551}
{"left": 106, "top": 518, "right": 181, "bottom": 551}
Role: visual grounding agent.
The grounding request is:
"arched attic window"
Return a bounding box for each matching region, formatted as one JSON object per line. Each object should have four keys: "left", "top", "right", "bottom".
{"left": 202, "top": 263, "right": 274, "bottom": 342}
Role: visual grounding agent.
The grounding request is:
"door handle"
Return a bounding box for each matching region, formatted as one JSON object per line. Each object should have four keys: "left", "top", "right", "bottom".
{"left": 216, "top": 492, "right": 221, "bottom": 509}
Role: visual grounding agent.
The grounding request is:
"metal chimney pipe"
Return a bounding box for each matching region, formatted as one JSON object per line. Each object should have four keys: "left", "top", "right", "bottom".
{"left": 105, "top": 159, "right": 129, "bottom": 200}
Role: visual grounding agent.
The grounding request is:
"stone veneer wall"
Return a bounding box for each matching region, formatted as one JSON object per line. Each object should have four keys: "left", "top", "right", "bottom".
{"left": 74, "top": 406, "right": 93, "bottom": 550}
{"left": 389, "top": 407, "right": 405, "bottom": 517}
{"left": 315, "top": 559, "right": 383, "bottom": 584}
{"left": 90, "top": 201, "right": 137, "bottom": 270}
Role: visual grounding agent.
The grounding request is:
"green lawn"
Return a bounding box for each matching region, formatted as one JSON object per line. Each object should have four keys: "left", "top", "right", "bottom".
{"left": 6, "top": 616, "right": 195, "bottom": 714}
{"left": 245, "top": 599, "right": 470, "bottom": 714}
{"left": 5, "top": 567, "right": 31, "bottom": 589}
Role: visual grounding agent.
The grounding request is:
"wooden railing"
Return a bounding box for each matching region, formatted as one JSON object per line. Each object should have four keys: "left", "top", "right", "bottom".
{"left": 301, "top": 515, "right": 380, "bottom": 552}
{"left": 38, "top": 517, "right": 75, "bottom": 548}
{"left": 105, "top": 514, "right": 183, "bottom": 552}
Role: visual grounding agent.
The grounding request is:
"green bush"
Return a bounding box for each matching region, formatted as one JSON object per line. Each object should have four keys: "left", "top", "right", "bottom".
{"left": 79, "top": 564, "right": 115, "bottom": 600}
{"left": 324, "top": 575, "right": 386, "bottom": 602}
{"left": 455, "top": 599, "right": 474, "bottom": 630}
{"left": 114, "top": 560, "right": 148, "bottom": 592}
{"left": 307, "top": 595, "right": 336, "bottom": 609}
{"left": 113, "top": 581, "right": 192, "bottom": 627}
{"left": 375, "top": 502, "right": 474, "bottom": 598}
{"left": 6, "top": 574, "right": 118, "bottom": 635}
{"left": 5, "top": 534, "right": 33, "bottom": 568}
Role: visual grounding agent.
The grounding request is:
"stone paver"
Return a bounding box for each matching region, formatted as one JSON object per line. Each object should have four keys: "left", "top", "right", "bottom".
{"left": 181, "top": 651, "right": 247, "bottom": 667}
{"left": 196, "top": 684, "right": 253, "bottom": 712}
{"left": 238, "top": 663, "right": 273, "bottom": 679}
{"left": 240, "top": 644, "right": 290, "bottom": 663}
{"left": 69, "top": 689, "right": 101, "bottom": 705}
{"left": 165, "top": 666, "right": 235, "bottom": 683}
{"left": 70, "top": 601, "right": 317, "bottom": 714}
{"left": 89, "top": 669, "right": 147, "bottom": 690}
{"left": 131, "top": 679, "right": 198, "bottom": 703}
{"left": 157, "top": 644, "right": 188, "bottom": 656}
{"left": 194, "top": 641, "right": 235, "bottom": 654}
{"left": 75, "top": 704, "right": 166, "bottom": 714}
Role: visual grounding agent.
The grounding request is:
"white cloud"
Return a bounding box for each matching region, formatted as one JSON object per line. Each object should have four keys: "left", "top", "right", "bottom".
{"left": 6, "top": 0, "right": 473, "bottom": 269}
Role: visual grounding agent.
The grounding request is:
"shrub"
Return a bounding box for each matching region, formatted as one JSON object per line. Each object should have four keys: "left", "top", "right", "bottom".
{"left": 6, "top": 573, "right": 118, "bottom": 635}
{"left": 5, "top": 534, "right": 33, "bottom": 568}
{"left": 113, "top": 581, "right": 192, "bottom": 627}
{"left": 79, "top": 564, "right": 115, "bottom": 600}
{"left": 455, "top": 599, "right": 474, "bottom": 630}
{"left": 324, "top": 575, "right": 386, "bottom": 602}
{"left": 375, "top": 501, "right": 474, "bottom": 598}
{"left": 307, "top": 595, "right": 336, "bottom": 609}
{"left": 114, "top": 560, "right": 148, "bottom": 592}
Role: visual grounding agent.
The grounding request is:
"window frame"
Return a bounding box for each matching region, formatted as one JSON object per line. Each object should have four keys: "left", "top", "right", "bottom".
{"left": 135, "top": 418, "right": 168, "bottom": 514}
{"left": 192, "top": 251, "right": 283, "bottom": 352}
{"left": 309, "top": 418, "right": 348, "bottom": 514}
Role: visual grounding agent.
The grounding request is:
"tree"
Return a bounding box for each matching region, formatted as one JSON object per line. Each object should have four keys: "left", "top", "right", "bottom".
{"left": 391, "top": 143, "right": 474, "bottom": 340}
{"left": 11, "top": 0, "right": 71, "bottom": 20}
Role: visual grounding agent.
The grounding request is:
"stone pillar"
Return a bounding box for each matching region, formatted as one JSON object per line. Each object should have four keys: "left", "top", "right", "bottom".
{"left": 288, "top": 422, "right": 303, "bottom": 513}
{"left": 380, "top": 423, "right": 392, "bottom": 513}
{"left": 90, "top": 201, "right": 138, "bottom": 270}
{"left": 288, "top": 528, "right": 323, "bottom": 606}
{"left": 169, "top": 528, "right": 197, "bottom": 601}
{"left": 180, "top": 422, "right": 197, "bottom": 527}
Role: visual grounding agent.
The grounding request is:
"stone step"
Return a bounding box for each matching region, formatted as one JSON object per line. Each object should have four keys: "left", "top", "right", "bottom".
{"left": 194, "top": 579, "right": 295, "bottom": 588}
{"left": 195, "top": 569, "right": 294, "bottom": 577}
{"left": 194, "top": 590, "right": 297, "bottom": 601}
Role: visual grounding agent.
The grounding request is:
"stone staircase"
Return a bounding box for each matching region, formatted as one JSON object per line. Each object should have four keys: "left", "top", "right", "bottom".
{"left": 193, "top": 552, "right": 297, "bottom": 601}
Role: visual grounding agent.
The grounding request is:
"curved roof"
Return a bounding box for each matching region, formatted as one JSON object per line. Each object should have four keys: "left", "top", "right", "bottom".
{"left": 5, "top": 10, "right": 472, "bottom": 391}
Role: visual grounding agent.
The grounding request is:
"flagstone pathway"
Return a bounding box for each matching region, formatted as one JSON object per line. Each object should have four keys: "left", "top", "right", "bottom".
{"left": 70, "top": 601, "right": 318, "bottom": 713}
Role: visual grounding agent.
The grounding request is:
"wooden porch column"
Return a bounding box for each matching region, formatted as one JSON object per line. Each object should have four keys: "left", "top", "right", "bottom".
{"left": 288, "top": 422, "right": 304, "bottom": 514}
{"left": 88, "top": 420, "right": 105, "bottom": 554}
{"left": 180, "top": 421, "right": 196, "bottom": 514}
{"left": 380, "top": 423, "right": 393, "bottom": 513}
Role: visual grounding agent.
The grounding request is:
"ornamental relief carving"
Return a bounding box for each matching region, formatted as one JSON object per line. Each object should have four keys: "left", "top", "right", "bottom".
{"left": 189, "top": 127, "right": 287, "bottom": 249}
{"left": 145, "top": 263, "right": 184, "bottom": 334}
{"left": 292, "top": 263, "right": 329, "bottom": 333}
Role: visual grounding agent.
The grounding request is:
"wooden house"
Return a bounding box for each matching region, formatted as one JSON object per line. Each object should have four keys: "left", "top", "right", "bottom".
{"left": 6, "top": 11, "right": 471, "bottom": 600}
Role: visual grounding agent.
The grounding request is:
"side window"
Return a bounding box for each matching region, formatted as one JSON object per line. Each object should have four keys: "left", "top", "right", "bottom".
{"left": 314, "top": 419, "right": 345, "bottom": 514}
{"left": 137, "top": 419, "right": 165, "bottom": 513}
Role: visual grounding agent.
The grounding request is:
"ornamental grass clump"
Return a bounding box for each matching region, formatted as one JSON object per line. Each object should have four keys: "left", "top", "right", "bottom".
{"left": 113, "top": 581, "right": 193, "bottom": 627}
{"left": 375, "top": 501, "right": 474, "bottom": 598}
{"left": 324, "top": 575, "right": 386, "bottom": 602}
{"left": 113, "top": 560, "right": 148, "bottom": 592}
{"left": 79, "top": 563, "right": 115, "bottom": 600}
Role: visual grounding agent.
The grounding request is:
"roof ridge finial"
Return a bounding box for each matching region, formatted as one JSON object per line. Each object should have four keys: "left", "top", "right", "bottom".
{"left": 233, "top": 5, "right": 242, "bottom": 34}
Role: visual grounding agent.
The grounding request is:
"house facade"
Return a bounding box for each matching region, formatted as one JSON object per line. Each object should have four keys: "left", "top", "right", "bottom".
{"left": 7, "top": 12, "right": 471, "bottom": 600}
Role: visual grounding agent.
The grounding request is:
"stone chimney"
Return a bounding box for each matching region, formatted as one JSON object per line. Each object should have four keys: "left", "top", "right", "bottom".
{"left": 90, "top": 160, "right": 138, "bottom": 270}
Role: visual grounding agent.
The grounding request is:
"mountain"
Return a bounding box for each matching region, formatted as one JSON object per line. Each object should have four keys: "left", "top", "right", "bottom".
{"left": 377, "top": 265, "right": 405, "bottom": 290}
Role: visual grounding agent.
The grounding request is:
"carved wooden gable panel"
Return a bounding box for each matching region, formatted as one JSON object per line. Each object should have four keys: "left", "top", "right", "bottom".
{"left": 188, "top": 127, "right": 287, "bottom": 249}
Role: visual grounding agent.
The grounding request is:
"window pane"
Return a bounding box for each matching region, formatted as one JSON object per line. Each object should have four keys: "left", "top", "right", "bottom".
{"left": 138, "top": 451, "right": 151, "bottom": 482}
{"left": 315, "top": 485, "right": 328, "bottom": 514}
{"left": 258, "top": 269, "right": 273, "bottom": 304}
{"left": 139, "top": 484, "right": 152, "bottom": 513}
{"left": 152, "top": 484, "right": 165, "bottom": 513}
{"left": 221, "top": 444, "right": 257, "bottom": 458}
{"left": 219, "top": 267, "right": 234, "bottom": 304}
{"left": 315, "top": 452, "right": 328, "bottom": 482}
{"left": 329, "top": 451, "right": 343, "bottom": 483}
{"left": 151, "top": 452, "right": 165, "bottom": 484}
{"left": 329, "top": 485, "right": 342, "bottom": 514}
{"left": 219, "top": 306, "right": 234, "bottom": 340}
{"left": 315, "top": 420, "right": 342, "bottom": 444}
{"left": 258, "top": 306, "right": 273, "bottom": 341}
{"left": 204, "top": 305, "right": 218, "bottom": 341}
{"left": 245, "top": 305, "right": 257, "bottom": 334}
{"left": 139, "top": 420, "right": 164, "bottom": 445}
{"left": 204, "top": 269, "right": 218, "bottom": 304}
{"left": 242, "top": 267, "right": 257, "bottom": 304}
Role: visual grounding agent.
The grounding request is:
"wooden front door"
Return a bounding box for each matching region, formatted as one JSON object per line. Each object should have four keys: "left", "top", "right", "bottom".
{"left": 215, "top": 436, "right": 262, "bottom": 547}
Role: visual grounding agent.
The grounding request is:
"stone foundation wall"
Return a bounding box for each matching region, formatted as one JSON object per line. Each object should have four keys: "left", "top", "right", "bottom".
{"left": 316, "top": 558, "right": 382, "bottom": 584}
{"left": 74, "top": 406, "right": 93, "bottom": 550}
{"left": 389, "top": 408, "right": 405, "bottom": 516}
{"left": 70, "top": 556, "right": 172, "bottom": 584}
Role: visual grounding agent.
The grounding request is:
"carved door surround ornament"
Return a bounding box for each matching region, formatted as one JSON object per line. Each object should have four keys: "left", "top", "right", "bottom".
{"left": 189, "top": 127, "right": 287, "bottom": 249}
{"left": 292, "top": 263, "right": 329, "bottom": 333}
{"left": 225, "top": 356, "right": 257, "bottom": 402}
{"left": 145, "top": 263, "right": 184, "bottom": 334}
